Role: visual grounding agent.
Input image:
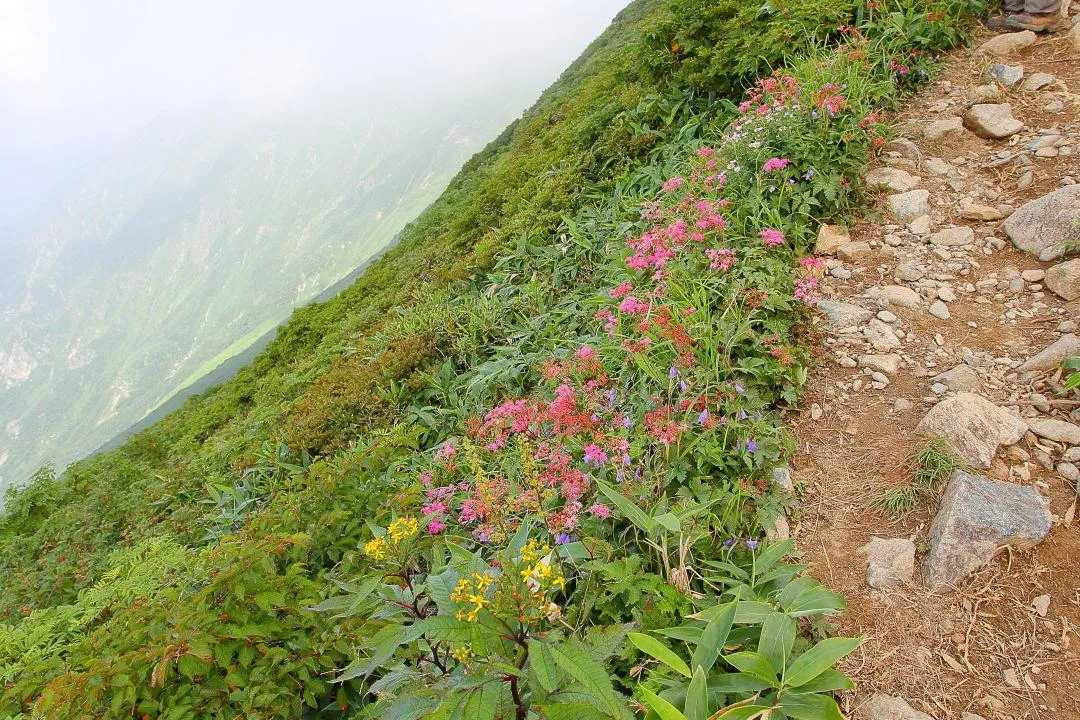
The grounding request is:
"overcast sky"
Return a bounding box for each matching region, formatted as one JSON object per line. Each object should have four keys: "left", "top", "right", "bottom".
{"left": 0, "top": 0, "right": 628, "bottom": 231}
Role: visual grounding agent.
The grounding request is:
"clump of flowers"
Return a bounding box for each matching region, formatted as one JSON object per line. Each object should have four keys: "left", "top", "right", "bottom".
{"left": 363, "top": 515, "right": 420, "bottom": 561}
{"left": 759, "top": 228, "right": 785, "bottom": 247}
{"left": 449, "top": 540, "right": 566, "bottom": 626}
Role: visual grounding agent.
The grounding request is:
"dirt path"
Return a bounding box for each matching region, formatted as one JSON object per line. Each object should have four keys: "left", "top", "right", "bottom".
{"left": 789, "top": 25, "right": 1080, "bottom": 720}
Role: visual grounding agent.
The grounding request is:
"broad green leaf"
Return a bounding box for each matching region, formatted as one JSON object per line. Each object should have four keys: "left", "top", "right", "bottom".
{"left": 655, "top": 625, "right": 704, "bottom": 643}
{"left": 778, "top": 692, "right": 844, "bottom": 720}
{"left": 540, "top": 702, "right": 610, "bottom": 720}
{"left": 684, "top": 667, "right": 708, "bottom": 720}
{"left": 595, "top": 479, "right": 654, "bottom": 533}
{"left": 790, "top": 668, "right": 855, "bottom": 694}
{"left": 709, "top": 704, "right": 772, "bottom": 720}
{"left": 783, "top": 637, "right": 863, "bottom": 688}
{"left": 691, "top": 601, "right": 771, "bottom": 625}
{"left": 750, "top": 540, "right": 795, "bottom": 577}
{"left": 691, "top": 601, "right": 736, "bottom": 673}
{"left": 461, "top": 680, "right": 502, "bottom": 720}
{"left": 529, "top": 639, "right": 559, "bottom": 693}
{"left": 628, "top": 633, "right": 691, "bottom": 678}
{"left": 653, "top": 512, "right": 682, "bottom": 533}
{"left": 639, "top": 685, "right": 687, "bottom": 720}
{"left": 706, "top": 674, "right": 773, "bottom": 694}
{"left": 550, "top": 641, "right": 628, "bottom": 719}
{"left": 784, "top": 586, "right": 847, "bottom": 617}
{"left": 722, "top": 652, "right": 777, "bottom": 687}
{"left": 757, "top": 612, "right": 796, "bottom": 673}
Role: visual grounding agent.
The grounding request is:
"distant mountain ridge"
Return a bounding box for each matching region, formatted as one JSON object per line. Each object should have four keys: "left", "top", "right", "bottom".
{"left": 0, "top": 89, "right": 533, "bottom": 489}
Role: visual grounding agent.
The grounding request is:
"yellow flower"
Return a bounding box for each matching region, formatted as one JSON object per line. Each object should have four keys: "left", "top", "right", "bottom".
{"left": 387, "top": 516, "right": 420, "bottom": 542}
{"left": 363, "top": 537, "right": 388, "bottom": 560}
{"left": 452, "top": 646, "right": 473, "bottom": 664}
{"left": 520, "top": 539, "right": 551, "bottom": 566}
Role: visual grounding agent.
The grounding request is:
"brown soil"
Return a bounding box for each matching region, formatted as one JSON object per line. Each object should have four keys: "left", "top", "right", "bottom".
{"left": 791, "top": 28, "right": 1080, "bottom": 720}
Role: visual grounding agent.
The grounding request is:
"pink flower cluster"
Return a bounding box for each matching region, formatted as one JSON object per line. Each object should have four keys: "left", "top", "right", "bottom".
{"left": 759, "top": 228, "right": 785, "bottom": 247}
{"left": 762, "top": 157, "right": 791, "bottom": 173}
{"left": 704, "top": 248, "right": 736, "bottom": 271}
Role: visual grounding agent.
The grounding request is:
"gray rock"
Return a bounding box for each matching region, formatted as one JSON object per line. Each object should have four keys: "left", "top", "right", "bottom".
{"left": 1021, "top": 72, "right": 1054, "bottom": 91}
{"left": 1065, "top": 447, "right": 1080, "bottom": 463}
{"left": 864, "top": 319, "right": 902, "bottom": 351}
{"left": 859, "top": 537, "right": 916, "bottom": 590}
{"left": 908, "top": 214, "right": 933, "bottom": 235}
{"left": 937, "top": 286, "right": 957, "bottom": 302}
{"left": 1027, "top": 418, "right": 1080, "bottom": 445}
{"left": 818, "top": 299, "right": 872, "bottom": 328}
{"left": 866, "top": 285, "right": 921, "bottom": 308}
{"left": 865, "top": 167, "right": 921, "bottom": 192}
{"left": 1017, "top": 334, "right": 1080, "bottom": 373}
{"left": 1022, "top": 268, "right": 1045, "bottom": 282}
{"left": 925, "top": 470, "right": 1051, "bottom": 589}
{"left": 929, "top": 300, "right": 951, "bottom": 320}
{"left": 963, "top": 103, "right": 1024, "bottom": 139}
{"left": 1002, "top": 186, "right": 1080, "bottom": 261}
{"left": 887, "top": 189, "right": 931, "bottom": 222}
{"left": 988, "top": 63, "right": 1024, "bottom": 87}
{"left": 1057, "top": 462, "right": 1079, "bottom": 483}
{"left": 885, "top": 138, "right": 923, "bottom": 165}
{"left": 838, "top": 241, "right": 874, "bottom": 261}
{"left": 923, "top": 157, "right": 952, "bottom": 175}
{"left": 816, "top": 224, "right": 850, "bottom": 255}
{"left": 896, "top": 260, "right": 926, "bottom": 282}
{"left": 960, "top": 199, "right": 1004, "bottom": 221}
{"left": 859, "top": 354, "right": 902, "bottom": 375}
{"left": 1045, "top": 258, "right": 1080, "bottom": 301}
{"left": 916, "top": 392, "right": 1028, "bottom": 469}
{"left": 770, "top": 465, "right": 794, "bottom": 494}
{"left": 923, "top": 116, "right": 964, "bottom": 141}
{"left": 976, "top": 30, "right": 1037, "bottom": 58}
{"left": 932, "top": 365, "right": 983, "bottom": 393}
{"left": 930, "top": 226, "right": 974, "bottom": 247}
{"left": 860, "top": 694, "right": 936, "bottom": 720}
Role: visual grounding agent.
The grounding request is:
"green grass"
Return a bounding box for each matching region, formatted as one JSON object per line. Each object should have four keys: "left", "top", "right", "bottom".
{"left": 877, "top": 437, "right": 967, "bottom": 515}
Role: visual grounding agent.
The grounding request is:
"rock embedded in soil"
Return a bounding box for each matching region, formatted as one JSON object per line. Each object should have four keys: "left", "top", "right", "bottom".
{"left": 887, "top": 188, "right": 931, "bottom": 222}
{"left": 925, "top": 470, "right": 1051, "bottom": 589}
{"left": 866, "top": 284, "right": 921, "bottom": 308}
{"left": 988, "top": 63, "right": 1024, "bottom": 87}
{"left": 1058, "top": 462, "right": 1079, "bottom": 483}
{"left": 864, "top": 319, "right": 902, "bottom": 351}
{"left": 1001, "top": 185, "right": 1080, "bottom": 261}
{"left": 928, "top": 300, "right": 951, "bottom": 320}
{"left": 963, "top": 103, "right": 1024, "bottom": 139}
{"left": 932, "top": 365, "right": 983, "bottom": 393}
{"left": 929, "top": 226, "right": 974, "bottom": 247}
{"left": 859, "top": 537, "right": 916, "bottom": 590}
{"left": 1021, "top": 72, "right": 1055, "bottom": 92}
{"left": 923, "top": 116, "right": 964, "bottom": 141}
{"left": 1027, "top": 418, "right": 1080, "bottom": 445}
{"left": 916, "top": 392, "right": 1027, "bottom": 469}
{"left": 959, "top": 199, "right": 1003, "bottom": 221}
{"left": 1044, "top": 258, "right": 1080, "bottom": 301}
{"left": 1017, "top": 334, "right": 1080, "bottom": 373}
{"left": 907, "top": 214, "right": 932, "bottom": 235}
{"left": 838, "top": 241, "right": 873, "bottom": 261}
{"left": 885, "top": 137, "right": 922, "bottom": 165}
{"left": 860, "top": 694, "right": 937, "bottom": 720}
{"left": 865, "top": 167, "right": 921, "bottom": 192}
{"left": 816, "top": 224, "right": 850, "bottom": 255}
{"left": 859, "top": 354, "right": 902, "bottom": 375}
{"left": 975, "top": 30, "right": 1037, "bottom": 57}
{"left": 817, "top": 299, "right": 872, "bottom": 328}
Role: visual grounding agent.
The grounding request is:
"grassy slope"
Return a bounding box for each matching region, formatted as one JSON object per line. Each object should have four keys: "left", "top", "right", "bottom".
{"left": 0, "top": 0, "right": 980, "bottom": 717}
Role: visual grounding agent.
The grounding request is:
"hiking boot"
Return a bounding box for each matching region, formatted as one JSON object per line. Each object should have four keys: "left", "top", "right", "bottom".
{"left": 985, "top": 13, "right": 1012, "bottom": 30}
{"left": 1004, "top": 12, "right": 1064, "bottom": 32}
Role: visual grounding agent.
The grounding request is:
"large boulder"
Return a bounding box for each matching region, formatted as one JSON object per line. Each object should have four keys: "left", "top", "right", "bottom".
{"left": 1045, "top": 259, "right": 1080, "bottom": 301}
{"left": 1017, "top": 334, "right": 1080, "bottom": 373}
{"left": 963, "top": 103, "right": 1024, "bottom": 139}
{"left": 925, "top": 471, "right": 1051, "bottom": 589}
{"left": 1001, "top": 186, "right": 1080, "bottom": 261}
{"left": 916, "top": 392, "right": 1027, "bottom": 469}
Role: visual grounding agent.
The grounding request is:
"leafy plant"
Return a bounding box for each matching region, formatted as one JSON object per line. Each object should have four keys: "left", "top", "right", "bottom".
{"left": 1063, "top": 357, "right": 1080, "bottom": 391}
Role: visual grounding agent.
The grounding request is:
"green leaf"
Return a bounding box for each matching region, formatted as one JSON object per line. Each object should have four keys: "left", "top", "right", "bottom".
{"left": 653, "top": 512, "right": 682, "bottom": 533}
{"left": 750, "top": 540, "right": 794, "bottom": 576}
{"left": 722, "top": 652, "right": 778, "bottom": 687}
{"left": 628, "top": 632, "right": 691, "bottom": 678}
{"left": 594, "top": 480, "right": 654, "bottom": 533}
{"left": 638, "top": 686, "right": 687, "bottom": 720}
{"left": 461, "top": 680, "right": 502, "bottom": 720}
{"left": 783, "top": 637, "right": 863, "bottom": 688}
{"left": 784, "top": 586, "right": 846, "bottom": 617}
{"left": 539, "top": 703, "right": 610, "bottom": 720}
{"left": 791, "top": 668, "right": 855, "bottom": 694}
{"left": 684, "top": 667, "right": 708, "bottom": 720}
{"left": 779, "top": 691, "right": 844, "bottom": 720}
{"left": 690, "top": 600, "right": 736, "bottom": 674}
{"left": 690, "top": 600, "right": 771, "bottom": 625}
{"left": 757, "top": 612, "right": 796, "bottom": 673}
{"left": 706, "top": 674, "right": 773, "bottom": 694}
{"left": 550, "top": 641, "right": 629, "bottom": 720}
{"left": 529, "top": 639, "right": 559, "bottom": 694}
{"left": 710, "top": 704, "right": 772, "bottom": 720}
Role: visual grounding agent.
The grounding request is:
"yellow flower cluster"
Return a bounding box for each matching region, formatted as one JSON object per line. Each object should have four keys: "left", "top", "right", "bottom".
{"left": 450, "top": 572, "right": 494, "bottom": 622}
{"left": 387, "top": 516, "right": 420, "bottom": 542}
{"left": 451, "top": 646, "right": 472, "bottom": 664}
{"left": 363, "top": 537, "right": 387, "bottom": 560}
{"left": 363, "top": 516, "right": 420, "bottom": 561}
{"left": 519, "top": 540, "right": 566, "bottom": 595}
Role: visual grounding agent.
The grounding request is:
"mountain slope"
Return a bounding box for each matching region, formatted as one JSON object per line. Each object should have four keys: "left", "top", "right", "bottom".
{"left": 0, "top": 89, "right": 532, "bottom": 489}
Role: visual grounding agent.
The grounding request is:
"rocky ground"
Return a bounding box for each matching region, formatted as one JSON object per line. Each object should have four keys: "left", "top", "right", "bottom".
{"left": 785, "top": 19, "right": 1080, "bottom": 720}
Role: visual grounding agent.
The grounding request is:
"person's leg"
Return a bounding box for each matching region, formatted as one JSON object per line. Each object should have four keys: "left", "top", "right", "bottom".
{"left": 1025, "top": 0, "right": 1061, "bottom": 13}
{"left": 1006, "top": 0, "right": 1064, "bottom": 31}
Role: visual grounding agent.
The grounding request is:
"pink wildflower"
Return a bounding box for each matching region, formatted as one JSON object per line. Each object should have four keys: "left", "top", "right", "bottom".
{"left": 609, "top": 282, "right": 633, "bottom": 300}
{"left": 618, "top": 296, "right": 650, "bottom": 315}
{"left": 759, "top": 229, "right": 785, "bottom": 247}
{"left": 427, "top": 520, "right": 447, "bottom": 534}
{"left": 587, "top": 503, "right": 613, "bottom": 518}
{"left": 583, "top": 444, "right": 608, "bottom": 467}
{"left": 762, "top": 157, "right": 791, "bottom": 173}
{"left": 704, "top": 248, "right": 735, "bottom": 271}
{"left": 576, "top": 345, "right": 597, "bottom": 361}
{"left": 662, "top": 176, "right": 686, "bottom": 192}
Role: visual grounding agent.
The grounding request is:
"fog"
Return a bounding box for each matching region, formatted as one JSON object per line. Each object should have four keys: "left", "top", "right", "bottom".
{"left": 0, "top": 0, "right": 628, "bottom": 236}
